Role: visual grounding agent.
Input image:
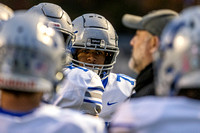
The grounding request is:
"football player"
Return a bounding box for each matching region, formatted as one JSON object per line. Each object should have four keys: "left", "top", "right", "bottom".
{"left": 0, "top": 12, "right": 105, "bottom": 133}
{"left": 28, "top": 3, "right": 104, "bottom": 116}
{"left": 67, "top": 13, "right": 136, "bottom": 125}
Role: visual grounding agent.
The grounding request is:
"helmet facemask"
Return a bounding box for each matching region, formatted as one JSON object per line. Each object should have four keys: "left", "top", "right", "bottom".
{"left": 71, "top": 37, "right": 119, "bottom": 79}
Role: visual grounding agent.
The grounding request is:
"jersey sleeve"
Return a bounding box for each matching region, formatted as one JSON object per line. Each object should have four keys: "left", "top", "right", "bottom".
{"left": 53, "top": 66, "right": 104, "bottom": 116}
{"left": 80, "top": 73, "right": 104, "bottom": 115}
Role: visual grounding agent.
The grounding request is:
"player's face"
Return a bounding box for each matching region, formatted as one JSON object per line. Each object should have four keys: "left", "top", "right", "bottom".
{"left": 77, "top": 49, "right": 106, "bottom": 65}
{"left": 129, "top": 30, "right": 154, "bottom": 74}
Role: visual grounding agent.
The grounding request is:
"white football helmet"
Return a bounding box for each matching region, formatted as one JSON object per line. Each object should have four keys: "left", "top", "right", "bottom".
{"left": 71, "top": 13, "right": 119, "bottom": 79}
{"left": 0, "top": 12, "right": 65, "bottom": 92}
{"left": 27, "top": 3, "right": 74, "bottom": 48}
{"left": 0, "top": 3, "right": 13, "bottom": 21}
{"left": 155, "top": 6, "right": 200, "bottom": 96}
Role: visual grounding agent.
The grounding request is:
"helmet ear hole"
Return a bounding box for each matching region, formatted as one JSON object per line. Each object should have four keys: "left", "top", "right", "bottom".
{"left": 104, "top": 52, "right": 114, "bottom": 65}
{"left": 61, "top": 33, "right": 72, "bottom": 47}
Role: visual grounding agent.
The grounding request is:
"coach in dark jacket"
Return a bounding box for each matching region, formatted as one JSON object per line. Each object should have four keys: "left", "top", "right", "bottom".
{"left": 122, "top": 9, "right": 178, "bottom": 98}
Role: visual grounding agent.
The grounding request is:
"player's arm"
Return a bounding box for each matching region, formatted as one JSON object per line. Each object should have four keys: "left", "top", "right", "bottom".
{"left": 80, "top": 73, "right": 104, "bottom": 116}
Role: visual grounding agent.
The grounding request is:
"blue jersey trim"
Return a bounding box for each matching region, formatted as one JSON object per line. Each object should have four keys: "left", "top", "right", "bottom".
{"left": 66, "top": 65, "right": 89, "bottom": 72}
{"left": 102, "top": 77, "right": 108, "bottom": 88}
{"left": 65, "top": 65, "right": 73, "bottom": 69}
{"left": 105, "top": 122, "right": 110, "bottom": 127}
{"left": 83, "top": 99, "right": 102, "bottom": 105}
{"left": 110, "top": 123, "right": 134, "bottom": 129}
{"left": 0, "top": 107, "right": 35, "bottom": 117}
{"left": 88, "top": 87, "right": 104, "bottom": 92}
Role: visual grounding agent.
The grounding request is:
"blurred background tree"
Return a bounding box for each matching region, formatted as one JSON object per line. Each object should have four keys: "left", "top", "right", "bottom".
{"left": 2, "top": 0, "right": 200, "bottom": 77}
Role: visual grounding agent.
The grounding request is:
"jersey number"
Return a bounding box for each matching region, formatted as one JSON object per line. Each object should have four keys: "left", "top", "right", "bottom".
{"left": 116, "top": 74, "right": 135, "bottom": 85}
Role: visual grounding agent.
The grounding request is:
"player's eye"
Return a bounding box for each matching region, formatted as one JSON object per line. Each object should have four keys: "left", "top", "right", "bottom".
{"left": 81, "top": 49, "right": 88, "bottom": 53}
{"left": 96, "top": 51, "right": 104, "bottom": 55}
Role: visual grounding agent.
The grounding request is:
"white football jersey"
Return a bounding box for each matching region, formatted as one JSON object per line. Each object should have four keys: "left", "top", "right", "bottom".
{"left": 110, "top": 96, "right": 200, "bottom": 133}
{"left": 0, "top": 104, "right": 106, "bottom": 133}
{"left": 99, "top": 73, "right": 136, "bottom": 124}
{"left": 53, "top": 66, "right": 104, "bottom": 116}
